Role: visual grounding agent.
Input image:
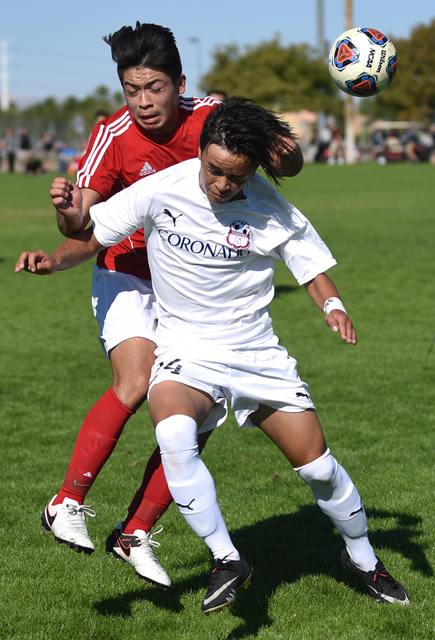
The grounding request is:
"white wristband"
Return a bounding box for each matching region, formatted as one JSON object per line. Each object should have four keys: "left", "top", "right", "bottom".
{"left": 323, "top": 297, "right": 347, "bottom": 315}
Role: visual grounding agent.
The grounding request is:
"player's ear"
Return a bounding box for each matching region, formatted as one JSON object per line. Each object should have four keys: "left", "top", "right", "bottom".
{"left": 198, "top": 145, "right": 202, "bottom": 160}
{"left": 177, "top": 74, "right": 186, "bottom": 94}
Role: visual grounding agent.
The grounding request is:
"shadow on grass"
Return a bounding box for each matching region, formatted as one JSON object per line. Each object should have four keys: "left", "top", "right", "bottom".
{"left": 364, "top": 508, "right": 432, "bottom": 577}
{"left": 226, "top": 506, "right": 429, "bottom": 638}
{"left": 95, "top": 583, "right": 184, "bottom": 618}
{"left": 94, "top": 505, "right": 430, "bottom": 635}
{"left": 274, "top": 284, "right": 298, "bottom": 297}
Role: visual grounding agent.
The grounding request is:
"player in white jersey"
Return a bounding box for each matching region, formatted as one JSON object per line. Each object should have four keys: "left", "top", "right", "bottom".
{"left": 16, "top": 97, "right": 409, "bottom": 613}
{"left": 40, "top": 23, "right": 303, "bottom": 589}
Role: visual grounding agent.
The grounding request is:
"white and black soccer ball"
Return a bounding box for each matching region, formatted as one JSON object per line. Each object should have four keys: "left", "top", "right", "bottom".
{"left": 328, "top": 28, "right": 398, "bottom": 97}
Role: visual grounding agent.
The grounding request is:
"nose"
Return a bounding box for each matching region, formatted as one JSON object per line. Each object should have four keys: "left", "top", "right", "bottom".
{"left": 139, "top": 90, "right": 153, "bottom": 108}
{"left": 215, "top": 176, "right": 232, "bottom": 193}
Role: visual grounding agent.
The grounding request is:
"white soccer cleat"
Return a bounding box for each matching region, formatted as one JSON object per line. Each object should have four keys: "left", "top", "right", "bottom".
{"left": 41, "top": 495, "right": 96, "bottom": 554}
{"left": 106, "top": 522, "right": 171, "bottom": 588}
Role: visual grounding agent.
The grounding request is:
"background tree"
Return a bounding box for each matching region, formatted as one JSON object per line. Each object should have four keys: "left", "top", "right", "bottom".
{"left": 361, "top": 19, "right": 435, "bottom": 124}
{"left": 201, "top": 37, "right": 344, "bottom": 118}
{"left": 2, "top": 21, "right": 434, "bottom": 149}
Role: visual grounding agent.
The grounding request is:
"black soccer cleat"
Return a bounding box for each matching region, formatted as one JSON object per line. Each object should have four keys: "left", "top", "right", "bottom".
{"left": 201, "top": 556, "right": 252, "bottom": 614}
{"left": 341, "top": 549, "right": 410, "bottom": 605}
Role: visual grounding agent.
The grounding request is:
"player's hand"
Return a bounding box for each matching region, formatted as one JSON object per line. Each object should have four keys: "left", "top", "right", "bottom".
{"left": 50, "top": 177, "right": 83, "bottom": 219}
{"left": 15, "top": 250, "right": 58, "bottom": 275}
{"left": 271, "top": 136, "right": 304, "bottom": 177}
{"left": 325, "top": 310, "right": 357, "bottom": 345}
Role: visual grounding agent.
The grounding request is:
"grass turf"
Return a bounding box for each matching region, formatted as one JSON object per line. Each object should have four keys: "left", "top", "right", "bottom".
{"left": 1, "top": 164, "right": 434, "bottom": 639}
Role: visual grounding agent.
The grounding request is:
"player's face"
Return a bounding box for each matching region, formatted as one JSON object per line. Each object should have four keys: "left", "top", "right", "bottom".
{"left": 198, "top": 144, "right": 257, "bottom": 205}
{"left": 122, "top": 67, "right": 186, "bottom": 136}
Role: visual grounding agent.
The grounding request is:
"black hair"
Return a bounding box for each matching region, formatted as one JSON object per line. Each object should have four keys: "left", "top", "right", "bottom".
{"left": 199, "top": 97, "right": 296, "bottom": 186}
{"left": 103, "top": 22, "right": 183, "bottom": 85}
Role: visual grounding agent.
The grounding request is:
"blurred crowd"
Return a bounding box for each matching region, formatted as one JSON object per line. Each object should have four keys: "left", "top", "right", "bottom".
{"left": 369, "top": 126, "right": 435, "bottom": 165}
{"left": 0, "top": 126, "right": 58, "bottom": 174}
{"left": 0, "top": 125, "right": 88, "bottom": 176}
{"left": 306, "top": 120, "right": 435, "bottom": 166}
{"left": 2, "top": 118, "right": 435, "bottom": 174}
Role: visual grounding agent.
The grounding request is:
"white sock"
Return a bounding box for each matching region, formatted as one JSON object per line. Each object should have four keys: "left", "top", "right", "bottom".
{"left": 155, "top": 414, "right": 240, "bottom": 561}
{"left": 295, "top": 449, "right": 377, "bottom": 572}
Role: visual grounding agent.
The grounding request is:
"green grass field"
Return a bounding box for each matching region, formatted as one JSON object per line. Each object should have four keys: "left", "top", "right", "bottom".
{"left": 1, "top": 164, "right": 434, "bottom": 639}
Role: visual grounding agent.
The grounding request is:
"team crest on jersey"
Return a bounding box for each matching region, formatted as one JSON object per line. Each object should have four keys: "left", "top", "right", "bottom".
{"left": 227, "top": 220, "right": 251, "bottom": 249}
{"left": 139, "top": 162, "right": 156, "bottom": 177}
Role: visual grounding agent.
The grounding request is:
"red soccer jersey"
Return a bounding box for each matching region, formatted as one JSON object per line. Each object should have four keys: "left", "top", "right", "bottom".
{"left": 77, "top": 96, "right": 218, "bottom": 279}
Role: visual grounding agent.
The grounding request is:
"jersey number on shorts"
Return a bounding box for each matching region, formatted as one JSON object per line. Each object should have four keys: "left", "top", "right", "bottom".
{"left": 151, "top": 358, "right": 183, "bottom": 384}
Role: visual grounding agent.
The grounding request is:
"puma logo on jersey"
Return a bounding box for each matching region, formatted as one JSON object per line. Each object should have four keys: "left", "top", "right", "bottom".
{"left": 163, "top": 208, "right": 183, "bottom": 227}
{"left": 139, "top": 162, "right": 156, "bottom": 177}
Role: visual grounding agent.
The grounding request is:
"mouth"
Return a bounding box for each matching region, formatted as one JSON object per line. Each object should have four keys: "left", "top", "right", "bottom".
{"left": 210, "top": 191, "right": 231, "bottom": 202}
{"left": 139, "top": 114, "right": 160, "bottom": 124}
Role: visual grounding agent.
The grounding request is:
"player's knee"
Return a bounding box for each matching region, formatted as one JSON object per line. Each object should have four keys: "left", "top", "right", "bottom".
{"left": 295, "top": 448, "right": 337, "bottom": 486}
{"left": 155, "top": 415, "right": 198, "bottom": 455}
{"left": 112, "top": 370, "right": 150, "bottom": 409}
{"left": 130, "top": 370, "right": 151, "bottom": 400}
{"left": 156, "top": 415, "right": 199, "bottom": 482}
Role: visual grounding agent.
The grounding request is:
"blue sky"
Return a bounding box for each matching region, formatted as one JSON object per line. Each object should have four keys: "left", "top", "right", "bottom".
{"left": 2, "top": 0, "right": 434, "bottom": 105}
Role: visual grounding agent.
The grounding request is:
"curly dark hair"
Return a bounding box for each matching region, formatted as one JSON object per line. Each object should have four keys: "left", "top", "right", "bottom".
{"left": 103, "top": 22, "right": 183, "bottom": 85}
{"left": 199, "top": 97, "right": 296, "bottom": 186}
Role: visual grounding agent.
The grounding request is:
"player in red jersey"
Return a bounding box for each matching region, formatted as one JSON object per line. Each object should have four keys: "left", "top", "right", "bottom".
{"left": 39, "top": 22, "right": 304, "bottom": 587}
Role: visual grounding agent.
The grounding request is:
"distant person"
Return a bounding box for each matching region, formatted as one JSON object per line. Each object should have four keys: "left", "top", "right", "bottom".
{"left": 0, "top": 138, "right": 5, "bottom": 171}
{"left": 4, "top": 129, "right": 16, "bottom": 173}
{"left": 94, "top": 109, "right": 110, "bottom": 124}
{"left": 25, "top": 156, "right": 45, "bottom": 175}
{"left": 429, "top": 124, "right": 435, "bottom": 164}
{"left": 19, "top": 127, "right": 32, "bottom": 171}
{"left": 20, "top": 127, "right": 30, "bottom": 150}
{"left": 327, "top": 124, "right": 344, "bottom": 165}
{"left": 403, "top": 129, "right": 419, "bottom": 163}
{"left": 20, "top": 127, "right": 30, "bottom": 151}
{"left": 208, "top": 90, "right": 227, "bottom": 101}
{"left": 17, "top": 97, "right": 410, "bottom": 614}
{"left": 42, "top": 131, "right": 55, "bottom": 151}
{"left": 384, "top": 130, "right": 402, "bottom": 154}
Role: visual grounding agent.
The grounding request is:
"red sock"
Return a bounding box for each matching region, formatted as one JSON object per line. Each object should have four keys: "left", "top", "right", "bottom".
{"left": 123, "top": 445, "right": 173, "bottom": 535}
{"left": 54, "top": 387, "right": 134, "bottom": 505}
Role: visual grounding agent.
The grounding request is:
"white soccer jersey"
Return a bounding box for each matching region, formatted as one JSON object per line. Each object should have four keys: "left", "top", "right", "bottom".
{"left": 90, "top": 158, "right": 336, "bottom": 350}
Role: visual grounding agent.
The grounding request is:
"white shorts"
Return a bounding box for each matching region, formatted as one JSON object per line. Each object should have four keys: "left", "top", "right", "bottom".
{"left": 149, "top": 337, "right": 315, "bottom": 430}
{"left": 91, "top": 265, "right": 158, "bottom": 357}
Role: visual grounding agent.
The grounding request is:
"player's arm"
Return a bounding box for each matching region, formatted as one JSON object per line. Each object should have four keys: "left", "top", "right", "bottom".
{"left": 15, "top": 227, "right": 104, "bottom": 275}
{"left": 304, "top": 273, "right": 357, "bottom": 344}
{"left": 55, "top": 182, "right": 103, "bottom": 237}
{"left": 17, "top": 177, "right": 103, "bottom": 274}
{"left": 271, "top": 136, "right": 304, "bottom": 178}
{"left": 17, "top": 177, "right": 145, "bottom": 275}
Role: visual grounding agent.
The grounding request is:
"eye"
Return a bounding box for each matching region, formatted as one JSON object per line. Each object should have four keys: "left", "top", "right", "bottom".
{"left": 150, "top": 84, "right": 165, "bottom": 93}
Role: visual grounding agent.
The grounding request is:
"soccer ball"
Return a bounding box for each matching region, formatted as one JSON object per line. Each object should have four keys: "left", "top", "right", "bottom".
{"left": 328, "top": 27, "right": 398, "bottom": 97}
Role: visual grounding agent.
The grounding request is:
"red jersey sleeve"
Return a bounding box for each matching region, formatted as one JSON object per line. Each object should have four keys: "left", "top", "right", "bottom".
{"left": 77, "top": 108, "right": 130, "bottom": 198}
